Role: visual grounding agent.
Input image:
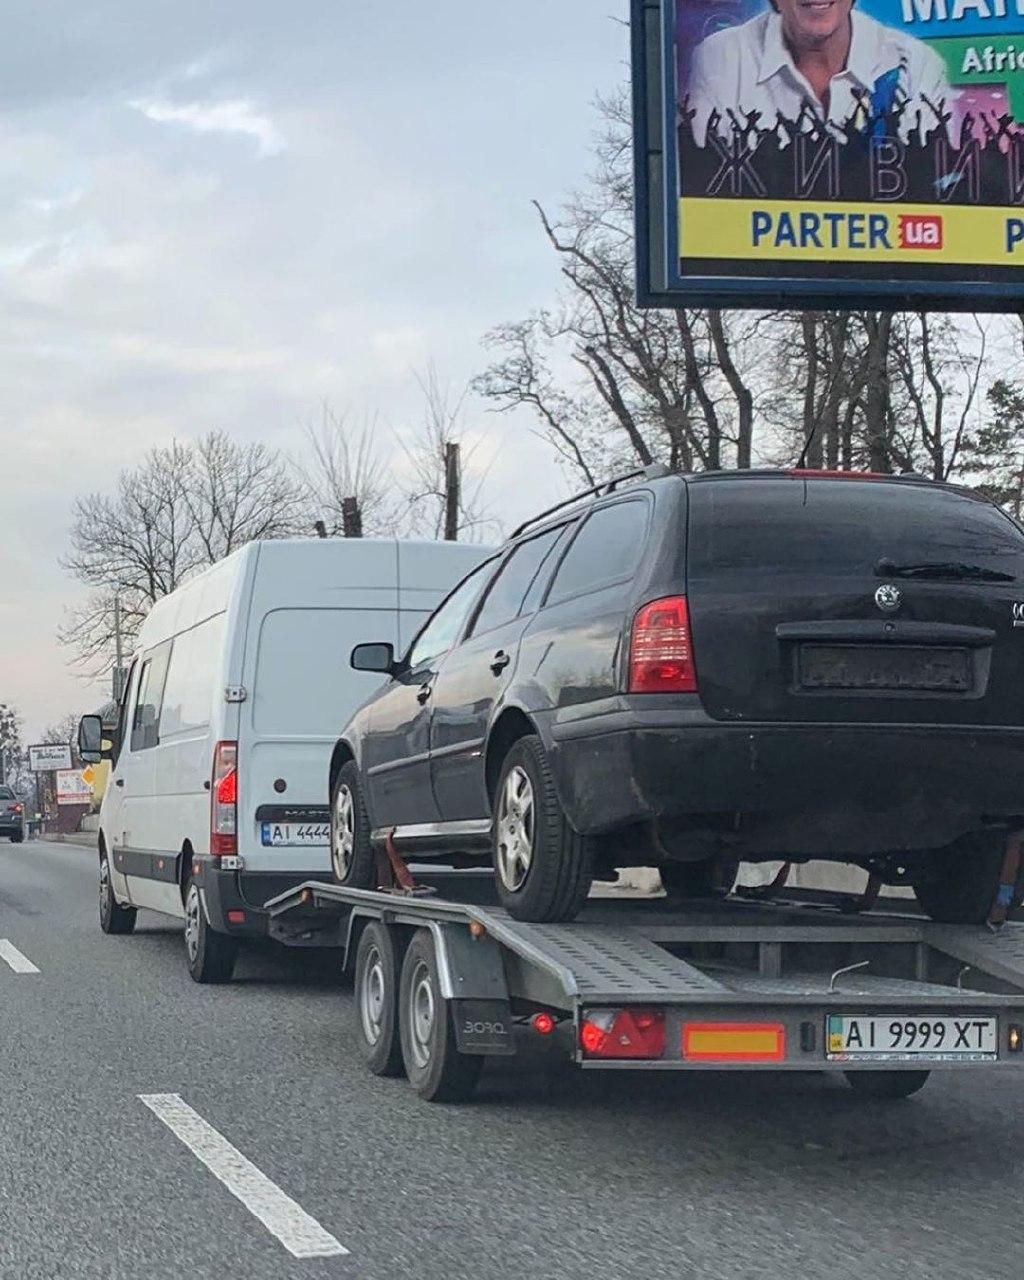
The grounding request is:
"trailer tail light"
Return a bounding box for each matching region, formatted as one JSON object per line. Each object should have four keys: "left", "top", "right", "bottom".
{"left": 580, "top": 1008, "right": 666, "bottom": 1060}
{"left": 629, "top": 597, "right": 697, "bottom": 694}
{"left": 682, "top": 1022, "right": 786, "bottom": 1063}
{"left": 211, "top": 740, "right": 238, "bottom": 857}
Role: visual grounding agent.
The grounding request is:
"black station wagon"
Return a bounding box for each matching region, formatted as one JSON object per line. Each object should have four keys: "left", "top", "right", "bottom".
{"left": 328, "top": 466, "right": 1024, "bottom": 924}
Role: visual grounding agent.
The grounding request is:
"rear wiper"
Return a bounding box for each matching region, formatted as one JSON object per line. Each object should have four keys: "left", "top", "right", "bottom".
{"left": 874, "top": 558, "right": 1015, "bottom": 583}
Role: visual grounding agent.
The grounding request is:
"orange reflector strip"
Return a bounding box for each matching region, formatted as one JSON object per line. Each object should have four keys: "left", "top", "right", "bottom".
{"left": 683, "top": 1023, "right": 786, "bottom": 1062}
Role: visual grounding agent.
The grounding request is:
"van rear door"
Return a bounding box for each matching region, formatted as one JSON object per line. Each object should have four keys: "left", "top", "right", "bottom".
{"left": 685, "top": 476, "right": 1024, "bottom": 727}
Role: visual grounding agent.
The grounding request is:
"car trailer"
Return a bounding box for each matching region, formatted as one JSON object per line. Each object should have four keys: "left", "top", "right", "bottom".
{"left": 266, "top": 872, "right": 1024, "bottom": 1104}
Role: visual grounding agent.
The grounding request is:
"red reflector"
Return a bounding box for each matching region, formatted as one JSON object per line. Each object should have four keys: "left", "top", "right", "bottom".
{"left": 532, "top": 1012, "right": 556, "bottom": 1036}
{"left": 683, "top": 1022, "right": 786, "bottom": 1062}
{"left": 226, "top": 909, "right": 246, "bottom": 925}
{"left": 629, "top": 596, "right": 697, "bottom": 694}
{"left": 580, "top": 1008, "right": 666, "bottom": 1060}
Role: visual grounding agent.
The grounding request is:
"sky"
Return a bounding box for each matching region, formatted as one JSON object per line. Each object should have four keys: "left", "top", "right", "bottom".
{"left": 0, "top": 1, "right": 628, "bottom": 741}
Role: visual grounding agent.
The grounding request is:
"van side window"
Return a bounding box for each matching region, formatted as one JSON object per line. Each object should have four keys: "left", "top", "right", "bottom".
{"left": 468, "top": 527, "right": 564, "bottom": 638}
{"left": 407, "top": 560, "right": 495, "bottom": 670}
{"left": 130, "top": 642, "right": 172, "bottom": 752}
{"left": 545, "top": 501, "right": 649, "bottom": 606}
{"left": 160, "top": 614, "right": 226, "bottom": 738}
{"left": 111, "top": 660, "right": 138, "bottom": 767}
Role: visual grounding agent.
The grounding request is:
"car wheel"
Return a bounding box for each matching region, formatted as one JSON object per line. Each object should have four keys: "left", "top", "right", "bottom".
{"left": 909, "top": 830, "right": 1023, "bottom": 924}
{"left": 99, "top": 849, "right": 137, "bottom": 936}
{"left": 330, "top": 761, "right": 376, "bottom": 889}
{"left": 492, "top": 735, "right": 593, "bottom": 923}
{"left": 660, "top": 858, "right": 738, "bottom": 900}
{"left": 354, "top": 921, "right": 405, "bottom": 1077}
{"left": 845, "top": 1071, "right": 930, "bottom": 1100}
{"left": 398, "top": 929, "right": 482, "bottom": 1103}
{"left": 184, "top": 879, "right": 237, "bottom": 984}
{"left": 10, "top": 830, "right": 23, "bottom": 845}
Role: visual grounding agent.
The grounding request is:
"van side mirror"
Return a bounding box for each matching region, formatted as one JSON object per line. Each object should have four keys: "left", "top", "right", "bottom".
{"left": 351, "top": 642, "right": 396, "bottom": 675}
{"left": 77, "top": 715, "right": 105, "bottom": 763}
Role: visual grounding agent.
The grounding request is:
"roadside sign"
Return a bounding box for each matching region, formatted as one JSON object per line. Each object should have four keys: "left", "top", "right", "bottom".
{"left": 28, "top": 744, "right": 73, "bottom": 772}
{"left": 56, "top": 770, "right": 92, "bottom": 806}
{"left": 81, "top": 765, "right": 95, "bottom": 786}
{"left": 632, "top": 0, "right": 1024, "bottom": 311}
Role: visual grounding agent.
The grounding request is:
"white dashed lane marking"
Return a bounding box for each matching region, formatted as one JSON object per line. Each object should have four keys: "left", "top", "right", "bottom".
{"left": 0, "top": 940, "right": 39, "bottom": 973}
{"left": 139, "top": 1093, "right": 349, "bottom": 1259}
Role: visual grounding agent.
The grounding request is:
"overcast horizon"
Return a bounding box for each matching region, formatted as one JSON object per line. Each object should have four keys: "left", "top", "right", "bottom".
{"left": 1, "top": 1, "right": 627, "bottom": 742}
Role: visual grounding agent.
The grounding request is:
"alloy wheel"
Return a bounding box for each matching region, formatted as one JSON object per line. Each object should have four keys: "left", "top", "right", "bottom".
{"left": 99, "top": 857, "right": 111, "bottom": 924}
{"left": 496, "top": 765, "right": 535, "bottom": 893}
{"left": 184, "top": 883, "right": 200, "bottom": 965}
{"left": 332, "top": 783, "right": 355, "bottom": 881}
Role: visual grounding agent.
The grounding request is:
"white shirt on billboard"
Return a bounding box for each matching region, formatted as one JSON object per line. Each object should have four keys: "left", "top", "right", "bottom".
{"left": 686, "top": 9, "right": 953, "bottom": 147}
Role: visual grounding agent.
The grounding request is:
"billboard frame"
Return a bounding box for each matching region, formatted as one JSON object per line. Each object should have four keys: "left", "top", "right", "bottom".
{"left": 28, "top": 743, "right": 73, "bottom": 773}
{"left": 631, "top": 0, "right": 1024, "bottom": 313}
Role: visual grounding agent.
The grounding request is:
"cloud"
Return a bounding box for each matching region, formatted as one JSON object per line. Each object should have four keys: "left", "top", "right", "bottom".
{"left": 129, "top": 96, "right": 285, "bottom": 156}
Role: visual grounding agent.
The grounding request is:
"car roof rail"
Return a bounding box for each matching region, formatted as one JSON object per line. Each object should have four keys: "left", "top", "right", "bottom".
{"left": 509, "top": 463, "right": 673, "bottom": 539}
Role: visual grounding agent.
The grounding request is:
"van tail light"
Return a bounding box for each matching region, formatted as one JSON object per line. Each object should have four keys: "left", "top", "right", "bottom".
{"left": 629, "top": 596, "right": 697, "bottom": 693}
{"left": 211, "top": 740, "right": 238, "bottom": 857}
{"left": 580, "top": 1008, "right": 666, "bottom": 1060}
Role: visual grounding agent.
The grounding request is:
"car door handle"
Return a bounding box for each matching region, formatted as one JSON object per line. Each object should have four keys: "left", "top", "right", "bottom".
{"left": 416, "top": 683, "right": 433, "bottom": 705}
{"left": 115, "top": 779, "right": 124, "bottom": 788}
{"left": 490, "top": 651, "right": 511, "bottom": 675}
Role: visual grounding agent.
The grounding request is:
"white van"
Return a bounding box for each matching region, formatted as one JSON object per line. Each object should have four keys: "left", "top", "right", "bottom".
{"left": 78, "top": 538, "right": 489, "bottom": 983}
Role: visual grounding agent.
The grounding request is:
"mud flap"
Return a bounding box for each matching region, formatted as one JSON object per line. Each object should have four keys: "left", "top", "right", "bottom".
{"left": 452, "top": 999, "right": 516, "bottom": 1055}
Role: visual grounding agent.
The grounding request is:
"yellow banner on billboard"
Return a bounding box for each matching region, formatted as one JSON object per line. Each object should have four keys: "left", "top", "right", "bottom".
{"left": 679, "top": 198, "right": 1024, "bottom": 267}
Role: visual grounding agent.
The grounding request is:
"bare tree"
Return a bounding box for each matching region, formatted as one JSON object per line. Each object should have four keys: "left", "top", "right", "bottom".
{"left": 293, "top": 405, "right": 395, "bottom": 538}
{"left": 61, "top": 433, "right": 302, "bottom": 672}
{"left": 397, "top": 367, "right": 496, "bottom": 541}
{"left": 0, "top": 704, "right": 23, "bottom": 788}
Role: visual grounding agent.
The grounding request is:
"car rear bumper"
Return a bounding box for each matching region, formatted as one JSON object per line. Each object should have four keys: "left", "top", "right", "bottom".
{"left": 196, "top": 859, "right": 329, "bottom": 935}
{"left": 548, "top": 709, "right": 1024, "bottom": 856}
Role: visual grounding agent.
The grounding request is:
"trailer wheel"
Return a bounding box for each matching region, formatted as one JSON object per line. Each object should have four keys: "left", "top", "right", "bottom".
{"left": 354, "top": 921, "right": 404, "bottom": 1077}
{"left": 398, "top": 929, "right": 483, "bottom": 1103}
{"left": 330, "top": 762, "right": 376, "bottom": 889}
{"left": 492, "top": 735, "right": 593, "bottom": 924}
{"left": 844, "top": 1071, "right": 930, "bottom": 1100}
{"left": 99, "top": 849, "right": 137, "bottom": 936}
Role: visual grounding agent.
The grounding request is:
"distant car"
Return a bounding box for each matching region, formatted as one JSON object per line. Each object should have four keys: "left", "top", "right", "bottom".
{"left": 0, "top": 786, "right": 25, "bottom": 843}
{"left": 78, "top": 537, "right": 491, "bottom": 985}
{"left": 329, "top": 466, "right": 1024, "bottom": 925}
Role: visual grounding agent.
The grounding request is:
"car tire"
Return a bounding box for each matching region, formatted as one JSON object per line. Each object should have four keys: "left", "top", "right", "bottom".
{"left": 398, "top": 929, "right": 482, "bottom": 1103}
{"left": 99, "top": 849, "right": 137, "bottom": 936}
{"left": 354, "top": 921, "right": 405, "bottom": 1077}
{"left": 10, "top": 830, "right": 23, "bottom": 845}
{"left": 330, "top": 761, "right": 376, "bottom": 890}
{"left": 492, "top": 735, "right": 593, "bottom": 924}
{"left": 845, "top": 1071, "right": 930, "bottom": 1100}
{"left": 660, "top": 858, "right": 738, "bottom": 900}
{"left": 909, "top": 830, "right": 1024, "bottom": 924}
{"left": 184, "top": 879, "right": 237, "bottom": 984}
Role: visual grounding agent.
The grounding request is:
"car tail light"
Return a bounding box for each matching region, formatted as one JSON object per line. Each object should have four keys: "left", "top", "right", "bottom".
{"left": 211, "top": 740, "right": 238, "bottom": 857}
{"left": 580, "top": 1008, "right": 666, "bottom": 1060}
{"left": 9, "top": 804, "right": 22, "bottom": 815}
{"left": 629, "top": 596, "right": 697, "bottom": 693}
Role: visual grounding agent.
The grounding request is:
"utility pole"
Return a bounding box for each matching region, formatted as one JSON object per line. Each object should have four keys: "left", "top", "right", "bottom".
{"left": 444, "top": 443, "right": 461, "bottom": 542}
{"left": 341, "top": 497, "right": 363, "bottom": 538}
{"left": 113, "top": 595, "right": 125, "bottom": 702}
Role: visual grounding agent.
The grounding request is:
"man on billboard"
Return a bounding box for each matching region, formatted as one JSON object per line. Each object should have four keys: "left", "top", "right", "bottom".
{"left": 686, "top": 0, "right": 954, "bottom": 147}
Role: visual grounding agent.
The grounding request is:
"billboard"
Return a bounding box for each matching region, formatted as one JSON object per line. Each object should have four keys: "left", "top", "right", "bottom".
{"left": 28, "top": 743, "right": 73, "bottom": 772}
{"left": 56, "top": 769, "right": 91, "bottom": 807}
{"left": 632, "top": 0, "right": 1024, "bottom": 309}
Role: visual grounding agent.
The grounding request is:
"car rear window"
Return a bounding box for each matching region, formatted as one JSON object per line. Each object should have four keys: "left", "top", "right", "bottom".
{"left": 688, "top": 479, "right": 1024, "bottom": 577}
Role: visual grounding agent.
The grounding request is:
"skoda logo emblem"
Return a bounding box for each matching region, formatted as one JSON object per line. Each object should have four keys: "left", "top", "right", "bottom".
{"left": 875, "top": 584, "right": 902, "bottom": 613}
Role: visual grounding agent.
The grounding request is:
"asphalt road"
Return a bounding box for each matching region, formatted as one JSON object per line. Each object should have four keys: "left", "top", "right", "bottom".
{"left": 0, "top": 839, "right": 1016, "bottom": 1280}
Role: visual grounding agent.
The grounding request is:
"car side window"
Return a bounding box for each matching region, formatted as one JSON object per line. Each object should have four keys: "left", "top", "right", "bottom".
{"left": 407, "top": 560, "right": 495, "bottom": 671}
{"left": 468, "top": 527, "right": 564, "bottom": 638}
{"left": 130, "top": 642, "right": 172, "bottom": 752}
{"left": 545, "top": 501, "right": 649, "bottom": 606}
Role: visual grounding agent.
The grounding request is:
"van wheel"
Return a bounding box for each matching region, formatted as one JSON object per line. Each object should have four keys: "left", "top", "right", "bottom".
{"left": 99, "top": 850, "right": 137, "bottom": 935}
{"left": 492, "top": 735, "right": 593, "bottom": 923}
{"left": 330, "top": 762, "right": 376, "bottom": 889}
{"left": 660, "top": 859, "right": 738, "bottom": 900}
{"left": 399, "top": 930, "right": 482, "bottom": 1103}
{"left": 184, "top": 880, "right": 237, "bottom": 984}
{"left": 909, "top": 831, "right": 1023, "bottom": 924}
{"left": 845, "top": 1071, "right": 930, "bottom": 1100}
{"left": 354, "top": 922, "right": 405, "bottom": 1077}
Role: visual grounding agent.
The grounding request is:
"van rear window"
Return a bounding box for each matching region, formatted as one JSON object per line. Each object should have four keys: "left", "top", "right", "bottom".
{"left": 688, "top": 479, "right": 1024, "bottom": 577}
